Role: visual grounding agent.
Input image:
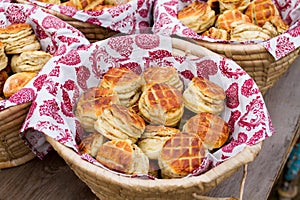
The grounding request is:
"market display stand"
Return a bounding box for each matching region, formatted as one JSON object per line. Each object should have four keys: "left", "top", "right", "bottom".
{"left": 0, "top": 56, "right": 299, "bottom": 200}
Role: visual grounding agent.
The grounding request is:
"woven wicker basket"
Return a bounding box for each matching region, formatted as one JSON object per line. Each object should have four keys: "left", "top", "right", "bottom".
{"left": 0, "top": 102, "right": 35, "bottom": 169}
{"left": 15, "top": 0, "right": 118, "bottom": 43}
{"left": 193, "top": 39, "right": 300, "bottom": 95}
{"left": 44, "top": 38, "right": 264, "bottom": 200}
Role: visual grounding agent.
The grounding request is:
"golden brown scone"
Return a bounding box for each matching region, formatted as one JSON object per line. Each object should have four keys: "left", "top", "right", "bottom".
{"left": 215, "top": 9, "right": 251, "bottom": 32}
{"left": 78, "top": 132, "right": 107, "bottom": 157}
{"left": 178, "top": 1, "right": 216, "bottom": 34}
{"left": 37, "top": 0, "right": 61, "bottom": 4}
{"left": 3, "top": 72, "right": 37, "bottom": 98}
{"left": 202, "top": 27, "right": 229, "bottom": 40}
{"left": 61, "top": 0, "right": 104, "bottom": 10}
{"left": 141, "top": 66, "right": 183, "bottom": 92}
{"left": 96, "top": 139, "right": 149, "bottom": 175}
{"left": 94, "top": 104, "right": 145, "bottom": 143}
{"left": 99, "top": 67, "right": 142, "bottom": 108}
{"left": 11, "top": 50, "right": 52, "bottom": 73}
{"left": 182, "top": 112, "right": 230, "bottom": 150}
{"left": 104, "top": 0, "right": 131, "bottom": 5}
{"left": 245, "top": 0, "right": 279, "bottom": 27}
{"left": 0, "top": 70, "right": 9, "bottom": 97}
{"left": 183, "top": 77, "right": 226, "bottom": 115}
{"left": 0, "top": 42, "right": 8, "bottom": 71}
{"left": 158, "top": 132, "right": 208, "bottom": 179}
{"left": 269, "top": 15, "right": 289, "bottom": 35}
{"left": 218, "top": 0, "right": 250, "bottom": 13}
{"left": 230, "top": 21, "right": 271, "bottom": 41}
{"left": 137, "top": 125, "right": 180, "bottom": 160}
{"left": 138, "top": 83, "right": 184, "bottom": 127}
{"left": 75, "top": 87, "right": 120, "bottom": 132}
{"left": 0, "top": 23, "right": 41, "bottom": 54}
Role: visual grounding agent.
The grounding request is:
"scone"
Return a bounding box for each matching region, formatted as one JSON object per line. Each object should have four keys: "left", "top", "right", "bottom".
{"left": 183, "top": 77, "right": 226, "bottom": 115}
{"left": 3, "top": 72, "right": 37, "bottom": 98}
{"left": 178, "top": 1, "right": 216, "bottom": 33}
{"left": 96, "top": 139, "right": 149, "bottom": 175}
{"left": 94, "top": 104, "right": 145, "bottom": 143}
{"left": 141, "top": 66, "right": 183, "bottom": 92}
{"left": 104, "top": 0, "right": 131, "bottom": 5}
{"left": 202, "top": 27, "right": 229, "bottom": 40}
{"left": 138, "top": 83, "right": 184, "bottom": 127}
{"left": 99, "top": 67, "right": 142, "bottom": 108}
{"left": 218, "top": 0, "right": 250, "bottom": 13}
{"left": 182, "top": 112, "right": 230, "bottom": 150}
{"left": 0, "top": 23, "right": 41, "bottom": 54}
{"left": 11, "top": 50, "right": 52, "bottom": 73}
{"left": 230, "top": 21, "right": 271, "bottom": 41}
{"left": 78, "top": 132, "right": 107, "bottom": 157}
{"left": 215, "top": 9, "right": 251, "bottom": 32}
{"left": 75, "top": 87, "right": 120, "bottom": 132}
{"left": 0, "top": 42, "right": 8, "bottom": 71}
{"left": 137, "top": 125, "right": 180, "bottom": 160}
{"left": 245, "top": 0, "right": 280, "bottom": 27}
{"left": 158, "top": 132, "right": 208, "bottom": 179}
{"left": 0, "top": 70, "right": 9, "bottom": 97}
{"left": 268, "top": 15, "right": 289, "bottom": 35}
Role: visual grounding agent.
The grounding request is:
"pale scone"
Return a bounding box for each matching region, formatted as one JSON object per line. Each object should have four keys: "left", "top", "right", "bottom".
{"left": 94, "top": 104, "right": 145, "bottom": 143}
{"left": 11, "top": 50, "right": 52, "bottom": 73}
{"left": 138, "top": 83, "right": 184, "bottom": 127}
{"left": 99, "top": 67, "right": 142, "bottom": 108}
{"left": 137, "top": 125, "right": 180, "bottom": 160}
{"left": 96, "top": 139, "right": 149, "bottom": 175}
{"left": 141, "top": 66, "right": 183, "bottom": 92}
{"left": 78, "top": 132, "right": 107, "bottom": 157}
{"left": 0, "top": 23, "right": 41, "bottom": 54}
{"left": 183, "top": 77, "right": 226, "bottom": 115}
{"left": 182, "top": 112, "right": 230, "bottom": 150}
{"left": 75, "top": 87, "right": 120, "bottom": 132}
{"left": 178, "top": 1, "right": 216, "bottom": 34}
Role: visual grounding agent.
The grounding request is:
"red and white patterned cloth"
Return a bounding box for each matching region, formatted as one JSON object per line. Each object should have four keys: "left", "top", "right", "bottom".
{"left": 12, "top": 0, "right": 154, "bottom": 34}
{"left": 0, "top": 2, "right": 274, "bottom": 176}
{"left": 152, "top": 0, "right": 300, "bottom": 60}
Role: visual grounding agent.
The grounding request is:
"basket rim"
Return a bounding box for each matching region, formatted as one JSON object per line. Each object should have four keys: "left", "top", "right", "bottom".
{"left": 46, "top": 135, "right": 262, "bottom": 189}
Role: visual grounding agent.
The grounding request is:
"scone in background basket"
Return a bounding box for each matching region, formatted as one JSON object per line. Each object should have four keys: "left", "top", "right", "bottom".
{"left": 153, "top": 0, "right": 300, "bottom": 95}
{"left": 14, "top": 0, "right": 154, "bottom": 43}
{"left": 0, "top": 2, "right": 89, "bottom": 169}
{"left": 34, "top": 36, "right": 269, "bottom": 200}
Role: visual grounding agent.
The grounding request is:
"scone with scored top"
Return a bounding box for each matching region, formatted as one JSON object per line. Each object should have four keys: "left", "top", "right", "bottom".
{"left": 78, "top": 132, "right": 107, "bottom": 157}
{"left": 96, "top": 139, "right": 149, "bottom": 175}
{"left": 137, "top": 125, "right": 180, "bottom": 160}
{"left": 215, "top": 9, "right": 251, "bottom": 32}
{"left": 94, "top": 104, "right": 145, "bottom": 143}
{"left": 158, "top": 131, "right": 208, "bottom": 179}
{"left": 183, "top": 77, "right": 226, "bottom": 115}
{"left": 3, "top": 71, "right": 37, "bottom": 98}
{"left": 183, "top": 112, "right": 230, "bottom": 150}
{"left": 178, "top": 1, "right": 216, "bottom": 34}
{"left": 0, "top": 23, "right": 41, "bottom": 54}
{"left": 138, "top": 83, "right": 184, "bottom": 127}
{"left": 75, "top": 87, "right": 120, "bottom": 132}
{"left": 99, "top": 67, "right": 142, "bottom": 108}
{"left": 11, "top": 50, "right": 52, "bottom": 73}
{"left": 141, "top": 66, "right": 183, "bottom": 92}
{"left": 245, "top": 0, "right": 279, "bottom": 27}
{"left": 0, "top": 42, "right": 8, "bottom": 71}
{"left": 218, "top": 0, "right": 250, "bottom": 13}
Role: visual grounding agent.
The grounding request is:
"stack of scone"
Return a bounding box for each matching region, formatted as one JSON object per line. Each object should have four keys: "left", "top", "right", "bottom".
{"left": 0, "top": 23, "right": 52, "bottom": 99}
{"left": 77, "top": 66, "right": 230, "bottom": 179}
{"left": 178, "top": 0, "right": 289, "bottom": 41}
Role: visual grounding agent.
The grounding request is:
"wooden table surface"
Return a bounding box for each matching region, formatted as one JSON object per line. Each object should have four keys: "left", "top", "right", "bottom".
{"left": 0, "top": 56, "right": 299, "bottom": 200}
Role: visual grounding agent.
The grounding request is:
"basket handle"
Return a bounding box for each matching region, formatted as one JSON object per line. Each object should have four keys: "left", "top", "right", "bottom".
{"left": 192, "top": 164, "right": 248, "bottom": 200}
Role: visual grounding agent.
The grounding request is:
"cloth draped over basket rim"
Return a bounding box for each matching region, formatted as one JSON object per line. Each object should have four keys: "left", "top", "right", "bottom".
{"left": 4, "top": 32, "right": 273, "bottom": 199}
{"left": 152, "top": 0, "right": 300, "bottom": 95}
{"left": 13, "top": 0, "right": 155, "bottom": 43}
{"left": 0, "top": 2, "right": 90, "bottom": 168}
